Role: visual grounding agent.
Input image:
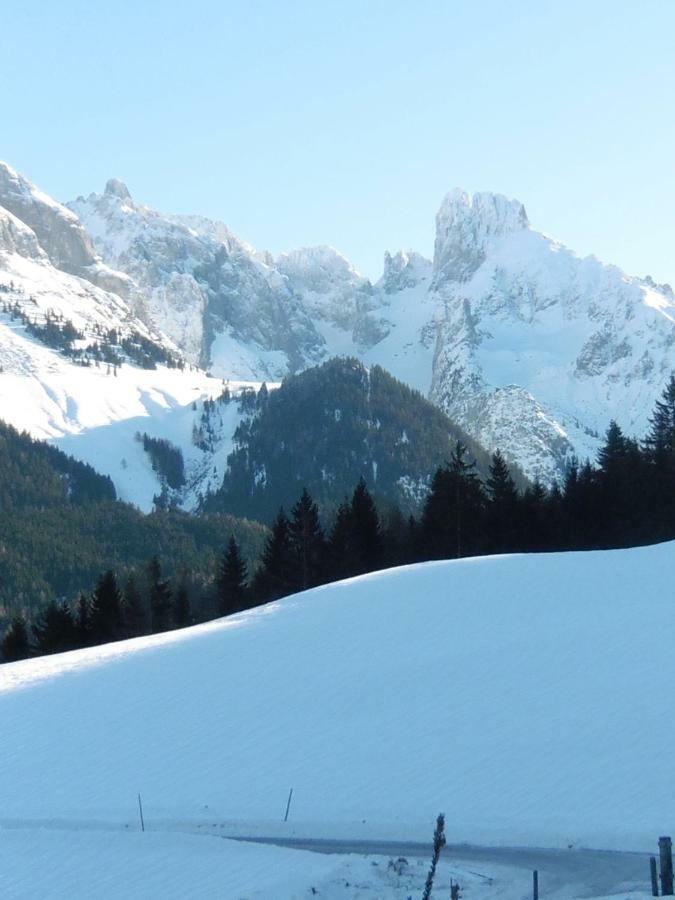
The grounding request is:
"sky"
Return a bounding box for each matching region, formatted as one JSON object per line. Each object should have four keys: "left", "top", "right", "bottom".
{"left": 2, "top": 0, "right": 674, "bottom": 283}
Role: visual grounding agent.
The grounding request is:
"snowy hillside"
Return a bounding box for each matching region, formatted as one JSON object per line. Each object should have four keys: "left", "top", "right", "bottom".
{"left": 0, "top": 162, "right": 262, "bottom": 511}
{"left": 2, "top": 542, "right": 674, "bottom": 852}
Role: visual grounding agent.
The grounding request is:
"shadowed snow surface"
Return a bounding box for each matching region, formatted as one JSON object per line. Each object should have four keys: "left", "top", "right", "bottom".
{"left": 1, "top": 546, "right": 672, "bottom": 850}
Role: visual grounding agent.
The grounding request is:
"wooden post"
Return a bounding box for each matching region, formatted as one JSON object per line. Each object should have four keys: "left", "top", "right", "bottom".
{"left": 660, "top": 837, "right": 673, "bottom": 895}
{"left": 284, "top": 787, "right": 293, "bottom": 822}
{"left": 138, "top": 792, "right": 145, "bottom": 833}
{"left": 652, "top": 856, "right": 660, "bottom": 896}
{"left": 533, "top": 869, "right": 539, "bottom": 900}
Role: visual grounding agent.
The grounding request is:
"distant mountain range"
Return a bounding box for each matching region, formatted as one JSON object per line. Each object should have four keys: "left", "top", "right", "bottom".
{"left": 2, "top": 159, "right": 675, "bottom": 500}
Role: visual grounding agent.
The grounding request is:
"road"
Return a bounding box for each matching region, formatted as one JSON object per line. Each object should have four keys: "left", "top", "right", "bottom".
{"left": 229, "top": 837, "right": 652, "bottom": 898}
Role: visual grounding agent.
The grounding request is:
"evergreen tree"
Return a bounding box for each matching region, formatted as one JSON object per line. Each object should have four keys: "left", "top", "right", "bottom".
{"left": 288, "top": 488, "right": 326, "bottom": 590}
{"left": 252, "top": 509, "right": 294, "bottom": 603}
{"left": 121, "top": 577, "right": 147, "bottom": 637}
{"left": 327, "top": 500, "right": 353, "bottom": 581}
{"left": 485, "top": 450, "right": 519, "bottom": 552}
{"left": 75, "top": 592, "right": 93, "bottom": 646}
{"left": 148, "top": 556, "right": 172, "bottom": 633}
{"left": 173, "top": 579, "right": 191, "bottom": 628}
{"left": 90, "top": 570, "right": 123, "bottom": 643}
{"left": 216, "top": 535, "right": 248, "bottom": 615}
{"left": 420, "top": 442, "right": 485, "bottom": 559}
{"left": 644, "top": 375, "right": 675, "bottom": 467}
{"left": 32, "top": 600, "right": 78, "bottom": 654}
{"left": 348, "top": 478, "right": 383, "bottom": 575}
{"left": 1, "top": 614, "right": 30, "bottom": 662}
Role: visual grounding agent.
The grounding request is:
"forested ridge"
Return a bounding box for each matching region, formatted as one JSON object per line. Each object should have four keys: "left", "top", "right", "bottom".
{"left": 5, "top": 371, "right": 675, "bottom": 665}
{"left": 204, "top": 357, "right": 524, "bottom": 521}
{"left": 0, "top": 420, "right": 266, "bottom": 616}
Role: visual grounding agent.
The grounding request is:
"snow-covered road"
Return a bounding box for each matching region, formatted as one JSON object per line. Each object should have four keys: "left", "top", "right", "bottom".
{"left": 231, "top": 838, "right": 652, "bottom": 898}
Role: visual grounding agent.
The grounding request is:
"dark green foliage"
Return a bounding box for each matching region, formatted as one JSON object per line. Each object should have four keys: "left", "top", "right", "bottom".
{"left": 485, "top": 450, "right": 520, "bottom": 552}
{"left": 216, "top": 536, "right": 248, "bottom": 616}
{"left": 1, "top": 615, "right": 30, "bottom": 662}
{"left": 140, "top": 433, "right": 186, "bottom": 490}
{"left": 346, "top": 478, "right": 383, "bottom": 575}
{"left": 172, "top": 579, "right": 191, "bottom": 629}
{"left": 32, "top": 600, "right": 78, "bottom": 655}
{"left": 0, "top": 419, "right": 267, "bottom": 611}
{"left": 148, "top": 556, "right": 172, "bottom": 633}
{"left": 90, "top": 570, "right": 123, "bottom": 643}
{"left": 205, "top": 358, "right": 515, "bottom": 523}
{"left": 121, "top": 577, "right": 147, "bottom": 638}
{"left": 288, "top": 488, "right": 326, "bottom": 590}
{"left": 75, "top": 593, "right": 93, "bottom": 646}
{"left": 420, "top": 442, "right": 486, "bottom": 559}
{"left": 253, "top": 509, "right": 296, "bottom": 603}
{"left": 327, "top": 480, "right": 383, "bottom": 578}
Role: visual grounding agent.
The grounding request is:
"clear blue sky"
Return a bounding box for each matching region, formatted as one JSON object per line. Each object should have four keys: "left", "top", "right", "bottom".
{"left": 3, "top": 0, "right": 674, "bottom": 282}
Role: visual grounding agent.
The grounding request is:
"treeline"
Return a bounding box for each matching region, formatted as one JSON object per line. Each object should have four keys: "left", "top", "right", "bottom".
{"left": 2, "top": 558, "right": 196, "bottom": 660}
{"left": 1, "top": 285, "right": 184, "bottom": 370}
{"left": 0, "top": 420, "right": 267, "bottom": 607}
{"left": 7, "top": 376, "right": 675, "bottom": 663}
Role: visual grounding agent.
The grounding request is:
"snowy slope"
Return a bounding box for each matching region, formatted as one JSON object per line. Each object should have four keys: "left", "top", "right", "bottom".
{"left": 0, "top": 167, "right": 263, "bottom": 511}
{"left": 2, "top": 543, "right": 674, "bottom": 851}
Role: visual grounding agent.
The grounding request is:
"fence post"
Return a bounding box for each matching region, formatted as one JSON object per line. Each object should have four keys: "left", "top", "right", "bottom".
{"left": 660, "top": 837, "right": 673, "bottom": 895}
{"left": 138, "top": 792, "right": 146, "bottom": 833}
{"left": 533, "top": 869, "right": 539, "bottom": 900}
{"left": 284, "top": 787, "right": 293, "bottom": 822}
{"left": 652, "top": 856, "right": 660, "bottom": 896}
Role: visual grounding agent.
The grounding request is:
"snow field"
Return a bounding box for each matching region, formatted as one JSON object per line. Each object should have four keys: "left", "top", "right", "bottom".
{"left": 3, "top": 543, "right": 675, "bottom": 852}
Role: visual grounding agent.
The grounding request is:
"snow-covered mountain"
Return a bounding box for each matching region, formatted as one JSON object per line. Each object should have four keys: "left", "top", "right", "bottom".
{"left": 0, "top": 162, "right": 256, "bottom": 511}
{"left": 70, "top": 175, "right": 675, "bottom": 484}
{"left": 429, "top": 189, "right": 675, "bottom": 481}
{"left": 4, "top": 159, "right": 675, "bottom": 493}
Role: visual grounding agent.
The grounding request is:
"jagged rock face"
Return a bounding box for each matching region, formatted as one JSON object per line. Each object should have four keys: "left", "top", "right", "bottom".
{"left": 0, "top": 206, "right": 46, "bottom": 261}
{"left": 433, "top": 189, "right": 529, "bottom": 287}
{"left": 381, "top": 250, "right": 431, "bottom": 294}
{"left": 70, "top": 184, "right": 329, "bottom": 377}
{"left": 429, "top": 191, "right": 675, "bottom": 482}
{"left": 0, "top": 162, "right": 131, "bottom": 299}
{"left": 0, "top": 161, "right": 97, "bottom": 274}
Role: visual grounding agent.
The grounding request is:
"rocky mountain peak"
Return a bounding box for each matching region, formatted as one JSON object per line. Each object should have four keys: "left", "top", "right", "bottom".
{"left": 380, "top": 250, "right": 431, "bottom": 293}
{"left": 433, "top": 189, "right": 529, "bottom": 287}
{"left": 104, "top": 178, "right": 133, "bottom": 202}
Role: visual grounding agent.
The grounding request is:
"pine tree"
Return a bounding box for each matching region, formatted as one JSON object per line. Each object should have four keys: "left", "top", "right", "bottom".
{"left": 288, "top": 488, "right": 326, "bottom": 590}
{"left": 485, "top": 450, "right": 519, "bottom": 552}
{"left": 1, "top": 614, "right": 30, "bottom": 662}
{"left": 32, "top": 600, "right": 78, "bottom": 654}
{"left": 253, "top": 509, "right": 294, "bottom": 603}
{"left": 420, "top": 442, "right": 485, "bottom": 559}
{"left": 173, "top": 579, "right": 191, "bottom": 628}
{"left": 644, "top": 375, "right": 675, "bottom": 466}
{"left": 327, "top": 500, "right": 353, "bottom": 581}
{"left": 121, "top": 577, "right": 147, "bottom": 637}
{"left": 75, "top": 593, "right": 93, "bottom": 646}
{"left": 217, "top": 535, "right": 248, "bottom": 615}
{"left": 148, "top": 556, "right": 172, "bottom": 633}
{"left": 90, "top": 570, "right": 123, "bottom": 644}
{"left": 348, "top": 478, "right": 383, "bottom": 575}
